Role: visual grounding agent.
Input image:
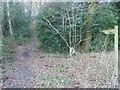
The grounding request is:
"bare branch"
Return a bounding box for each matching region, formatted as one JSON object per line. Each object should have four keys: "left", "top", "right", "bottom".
{"left": 35, "top": 3, "right": 70, "bottom": 48}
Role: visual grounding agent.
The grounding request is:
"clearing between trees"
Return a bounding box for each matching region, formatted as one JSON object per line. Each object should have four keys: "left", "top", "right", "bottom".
{"left": 2, "top": 38, "right": 118, "bottom": 88}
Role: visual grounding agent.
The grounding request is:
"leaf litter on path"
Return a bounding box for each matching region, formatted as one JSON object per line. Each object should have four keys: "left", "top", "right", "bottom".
{"left": 2, "top": 38, "right": 118, "bottom": 88}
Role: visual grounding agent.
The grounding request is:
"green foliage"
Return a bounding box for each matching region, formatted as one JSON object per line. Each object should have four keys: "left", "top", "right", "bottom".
{"left": 36, "top": 3, "right": 69, "bottom": 53}
{"left": 1, "top": 2, "right": 32, "bottom": 45}
{"left": 2, "top": 2, "right": 10, "bottom": 37}
{"left": 2, "top": 38, "right": 16, "bottom": 63}
{"left": 36, "top": 2, "right": 117, "bottom": 53}
{"left": 36, "top": 2, "right": 86, "bottom": 53}
{"left": 52, "top": 66, "right": 66, "bottom": 72}
{"left": 9, "top": 2, "right": 32, "bottom": 38}
{"left": 15, "top": 36, "right": 28, "bottom": 45}
{"left": 91, "top": 4, "right": 117, "bottom": 52}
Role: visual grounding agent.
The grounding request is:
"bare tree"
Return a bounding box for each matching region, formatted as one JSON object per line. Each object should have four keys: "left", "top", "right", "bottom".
{"left": 35, "top": 2, "right": 94, "bottom": 56}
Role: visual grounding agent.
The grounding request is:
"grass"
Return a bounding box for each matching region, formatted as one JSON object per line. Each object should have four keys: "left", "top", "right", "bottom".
{"left": 2, "top": 46, "right": 15, "bottom": 63}
{"left": 2, "top": 37, "right": 16, "bottom": 45}
{"left": 51, "top": 66, "right": 67, "bottom": 72}
{"left": 2, "top": 55, "right": 14, "bottom": 61}
{"left": 2, "top": 36, "right": 28, "bottom": 45}
{"left": 36, "top": 74, "right": 70, "bottom": 87}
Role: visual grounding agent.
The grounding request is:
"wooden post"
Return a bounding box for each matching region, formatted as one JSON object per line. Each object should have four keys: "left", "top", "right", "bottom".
{"left": 102, "top": 26, "right": 118, "bottom": 75}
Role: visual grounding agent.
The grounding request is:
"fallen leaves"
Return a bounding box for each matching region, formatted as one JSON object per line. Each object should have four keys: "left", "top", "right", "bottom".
{"left": 2, "top": 39, "right": 118, "bottom": 88}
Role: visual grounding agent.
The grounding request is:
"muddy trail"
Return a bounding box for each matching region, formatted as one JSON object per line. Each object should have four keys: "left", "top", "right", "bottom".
{"left": 2, "top": 38, "right": 38, "bottom": 88}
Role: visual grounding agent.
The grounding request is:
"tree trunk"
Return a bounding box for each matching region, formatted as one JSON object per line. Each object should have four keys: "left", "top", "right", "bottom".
{"left": 29, "top": 2, "right": 32, "bottom": 18}
{"left": 7, "top": 2, "right": 13, "bottom": 37}
{"left": 83, "top": 3, "right": 96, "bottom": 52}
{"left": 0, "top": 25, "right": 3, "bottom": 37}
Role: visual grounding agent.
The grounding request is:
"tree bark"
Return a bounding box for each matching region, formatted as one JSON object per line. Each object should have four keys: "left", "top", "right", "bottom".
{"left": 82, "top": 3, "right": 96, "bottom": 52}
{"left": 7, "top": 2, "right": 13, "bottom": 37}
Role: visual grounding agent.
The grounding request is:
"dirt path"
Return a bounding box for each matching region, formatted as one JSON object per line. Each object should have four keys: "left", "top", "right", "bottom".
{"left": 2, "top": 38, "right": 37, "bottom": 88}
{"left": 2, "top": 37, "right": 118, "bottom": 88}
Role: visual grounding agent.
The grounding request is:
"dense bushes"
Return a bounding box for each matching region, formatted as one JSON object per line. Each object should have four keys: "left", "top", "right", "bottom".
{"left": 10, "top": 3, "right": 32, "bottom": 38}
{"left": 36, "top": 3, "right": 68, "bottom": 53}
{"left": 36, "top": 2, "right": 118, "bottom": 53}
{"left": 1, "top": 2, "right": 32, "bottom": 45}
{"left": 36, "top": 2, "right": 117, "bottom": 53}
{"left": 91, "top": 3, "right": 117, "bottom": 52}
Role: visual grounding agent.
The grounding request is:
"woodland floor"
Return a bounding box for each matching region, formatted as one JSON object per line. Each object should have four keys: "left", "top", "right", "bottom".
{"left": 2, "top": 38, "right": 119, "bottom": 88}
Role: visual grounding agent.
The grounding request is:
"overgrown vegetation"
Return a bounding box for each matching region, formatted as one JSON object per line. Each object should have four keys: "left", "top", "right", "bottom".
{"left": 36, "top": 2, "right": 118, "bottom": 54}
{"left": 0, "top": 2, "right": 119, "bottom": 54}
{"left": 1, "top": 2, "right": 32, "bottom": 45}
